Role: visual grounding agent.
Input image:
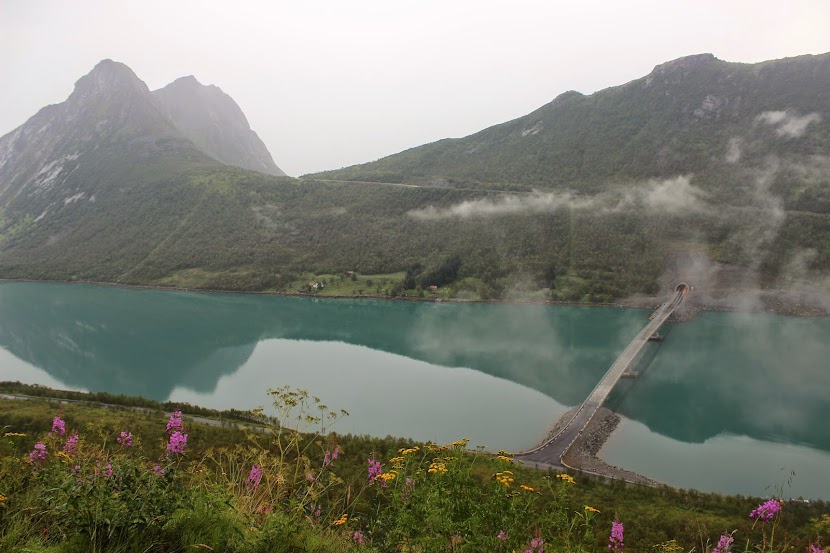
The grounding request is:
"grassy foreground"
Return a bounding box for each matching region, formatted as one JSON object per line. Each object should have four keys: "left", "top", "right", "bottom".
{"left": 0, "top": 387, "right": 828, "bottom": 552}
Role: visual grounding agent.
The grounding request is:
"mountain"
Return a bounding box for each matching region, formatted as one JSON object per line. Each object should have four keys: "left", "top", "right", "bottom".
{"left": 309, "top": 53, "right": 830, "bottom": 200}
{"left": 153, "top": 76, "right": 285, "bottom": 176}
{"left": 0, "top": 55, "right": 828, "bottom": 308}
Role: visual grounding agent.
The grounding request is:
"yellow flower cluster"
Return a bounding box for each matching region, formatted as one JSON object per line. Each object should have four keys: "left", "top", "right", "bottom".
{"left": 584, "top": 505, "right": 600, "bottom": 513}
{"left": 3, "top": 432, "right": 25, "bottom": 437}
{"left": 519, "top": 484, "right": 535, "bottom": 492}
{"left": 388, "top": 456, "right": 404, "bottom": 464}
{"left": 378, "top": 471, "right": 397, "bottom": 482}
{"left": 427, "top": 444, "right": 447, "bottom": 452}
{"left": 497, "top": 454, "right": 514, "bottom": 462}
{"left": 428, "top": 460, "right": 448, "bottom": 474}
{"left": 447, "top": 439, "right": 469, "bottom": 448}
{"left": 333, "top": 513, "right": 348, "bottom": 526}
{"left": 495, "top": 471, "right": 514, "bottom": 488}
{"left": 399, "top": 446, "right": 420, "bottom": 456}
{"left": 556, "top": 473, "right": 575, "bottom": 484}
{"left": 56, "top": 451, "right": 72, "bottom": 462}
{"left": 0, "top": 494, "right": 6, "bottom": 503}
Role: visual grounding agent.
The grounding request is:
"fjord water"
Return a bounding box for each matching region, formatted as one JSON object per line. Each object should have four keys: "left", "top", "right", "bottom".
{"left": 1, "top": 283, "right": 828, "bottom": 499}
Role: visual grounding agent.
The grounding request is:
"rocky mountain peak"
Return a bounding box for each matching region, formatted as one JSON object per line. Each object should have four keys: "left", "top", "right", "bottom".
{"left": 69, "top": 59, "right": 151, "bottom": 104}
{"left": 153, "top": 75, "right": 285, "bottom": 176}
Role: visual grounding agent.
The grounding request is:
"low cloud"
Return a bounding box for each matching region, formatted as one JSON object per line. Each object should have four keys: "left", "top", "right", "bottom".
{"left": 408, "top": 175, "right": 707, "bottom": 220}
{"left": 756, "top": 110, "right": 822, "bottom": 138}
{"left": 725, "top": 137, "right": 742, "bottom": 163}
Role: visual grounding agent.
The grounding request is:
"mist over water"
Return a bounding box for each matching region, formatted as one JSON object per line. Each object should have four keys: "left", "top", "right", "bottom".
{"left": 1, "top": 282, "right": 829, "bottom": 497}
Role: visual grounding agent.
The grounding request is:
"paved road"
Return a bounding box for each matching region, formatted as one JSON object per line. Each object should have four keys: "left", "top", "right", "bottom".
{"left": 517, "top": 289, "right": 685, "bottom": 466}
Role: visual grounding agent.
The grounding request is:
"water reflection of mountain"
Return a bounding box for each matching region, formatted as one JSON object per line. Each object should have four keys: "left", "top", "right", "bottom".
{"left": 1, "top": 283, "right": 828, "bottom": 452}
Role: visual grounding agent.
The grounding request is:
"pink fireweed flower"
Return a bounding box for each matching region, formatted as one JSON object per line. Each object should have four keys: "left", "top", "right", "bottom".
{"left": 750, "top": 499, "right": 781, "bottom": 522}
{"left": 103, "top": 462, "right": 113, "bottom": 479}
{"left": 367, "top": 457, "right": 383, "bottom": 483}
{"left": 166, "top": 410, "right": 183, "bottom": 433}
{"left": 29, "top": 442, "right": 47, "bottom": 463}
{"left": 609, "top": 521, "right": 624, "bottom": 552}
{"left": 116, "top": 431, "right": 132, "bottom": 447}
{"left": 64, "top": 432, "right": 79, "bottom": 455}
{"left": 353, "top": 531, "right": 367, "bottom": 544}
{"left": 523, "top": 530, "right": 544, "bottom": 553}
{"left": 808, "top": 545, "right": 826, "bottom": 553}
{"left": 52, "top": 416, "right": 66, "bottom": 436}
{"left": 167, "top": 431, "right": 187, "bottom": 455}
{"left": 497, "top": 530, "right": 508, "bottom": 542}
{"left": 247, "top": 465, "right": 263, "bottom": 489}
{"left": 713, "top": 534, "right": 734, "bottom": 553}
{"left": 306, "top": 472, "right": 315, "bottom": 482}
{"left": 152, "top": 464, "right": 165, "bottom": 477}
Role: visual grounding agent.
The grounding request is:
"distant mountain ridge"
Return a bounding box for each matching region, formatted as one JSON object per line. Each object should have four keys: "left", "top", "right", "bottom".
{"left": 308, "top": 52, "right": 830, "bottom": 197}
{"left": 0, "top": 59, "right": 283, "bottom": 212}
{"left": 153, "top": 75, "right": 285, "bottom": 176}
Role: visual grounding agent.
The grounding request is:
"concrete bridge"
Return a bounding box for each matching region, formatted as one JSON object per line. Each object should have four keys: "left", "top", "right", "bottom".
{"left": 516, "top": 284, "right": 688, "bottom": 467}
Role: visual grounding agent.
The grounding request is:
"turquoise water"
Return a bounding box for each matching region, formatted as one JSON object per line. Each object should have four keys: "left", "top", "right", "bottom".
{"left": 1, "top": 282, "right": 828, "bottom": 498}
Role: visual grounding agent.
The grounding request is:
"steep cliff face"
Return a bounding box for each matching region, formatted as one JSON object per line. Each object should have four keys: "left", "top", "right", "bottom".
{"left": 153, "top": 76, "right": 285, "bottom": 176}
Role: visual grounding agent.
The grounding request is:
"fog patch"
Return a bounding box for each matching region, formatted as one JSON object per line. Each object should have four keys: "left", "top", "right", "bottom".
{"left": 408, "top": 175, "right": 707, "bottom": 220}
{"left": 725, "top": 137, "right": 742, "bottom": 163}
{"left": 756, "top": 110, "right": 822, "bottom": 138}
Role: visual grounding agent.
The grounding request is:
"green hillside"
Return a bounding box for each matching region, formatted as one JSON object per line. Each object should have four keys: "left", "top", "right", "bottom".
{"left": 2, "top": 55, "right": 829, "bottom": 303}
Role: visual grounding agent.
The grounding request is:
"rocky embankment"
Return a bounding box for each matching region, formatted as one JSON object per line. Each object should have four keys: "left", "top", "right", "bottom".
{"left": 535, "top": 407, "right": 661, "bottom": 485}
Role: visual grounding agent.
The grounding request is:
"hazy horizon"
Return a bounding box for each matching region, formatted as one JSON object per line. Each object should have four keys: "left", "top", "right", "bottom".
{"left": 2, "top": 0, "right": 829, "bottom": 176}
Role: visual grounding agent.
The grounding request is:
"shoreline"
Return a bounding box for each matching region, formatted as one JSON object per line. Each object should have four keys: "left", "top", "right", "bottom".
{"left": 0, "top": 277, "right": 825, "bottom": 317}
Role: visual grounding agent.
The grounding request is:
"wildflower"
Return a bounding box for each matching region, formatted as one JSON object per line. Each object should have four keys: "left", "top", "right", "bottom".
{"left": 323, "top": 446, "right": 339, "bottom": 467}
{"left": 333, "top": 513, "right": 348, "bottom": 526}
{"left": 402, "top": 477, "right": 415, "bottom": 501}
{"left": 247, "top": 465, "right": 263, "bottom": 489}
{"left": 167, "top": 431, "right": 187, "bottom": 455}
{"left": 166, "top": 410, "right": 183, "bottom": 433}
{"left": 556, "top": 473, "right": 575, "bottom": 484}
{"left": 712, "top": 534, "right": 734, "bottom": 553}
{"left": 368, "top": 457, "right": 383, "bottom": 483}
{"left": 72, "top": 465, "right": 81, "bottom": 473}
{"left": 353, "top": 531, "right": 367, "bottom": 544}
{"left": 51, "top": 416, "right": 66, "bottom": 436}
{"left": 429, "top": 460, "right": 448, "bottom": 475}
{"left": 750, "top": 499, "right": 781, "bottom": 522}
{"left": 497, "top": 530, "right": 507, "bottom": 542}
{"left": 306, "top": 472, "right": 315, "bottom": 482}
{"left": 399, "top": 446, "right": 420, "bottom": 455}
{"left": 153, "top": 464, "right": 165, "bottom": 477}
{"left": 520, "top": 484, "right": 535, "bottom": 492}
{"left": 609, "top": 521, "right": 624, "bottom": 552}
{"left": 102, "top": 463, "right": 113, "bottom": 479}
{"left": 0, "top": 494, "right": 6, "bottom": 503}
{"left": 389, "top": 456, "right": 404, "bottom": 464}
{"left": 448, "top": 438, "right": 469, "bottom": 448}
{"left": 116, "top": 431, "right": 132, "bottom": 447}
{"left": 64, "top": 432, "right": 79, "bottom": 455}
{"left": 378, "top": 471, "right": 397, "bottom": 482}
{"left": 29, "top": 442, "right": 47, "bottom": 464}
{"left": 56, "top": 451, "right": 72, "bottom": 463}
{"left": 584, "top": 505, "right": 601, "bottom": 513}
{"left": 808, "top": 545, "right": 826, "bottom": 553}
{"left": 523, "top": 530, "right": 545, "bottom": 553}
{"left": 497, "top": 454, "right": 514, "bottom": 462}
{"left": 495, "top": 471, "right": 514, "bottom": 488}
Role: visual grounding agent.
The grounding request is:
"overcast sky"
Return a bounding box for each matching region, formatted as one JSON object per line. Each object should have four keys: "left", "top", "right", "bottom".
{"left": 2, "top": 1, "right": 829, "bottom": 176}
